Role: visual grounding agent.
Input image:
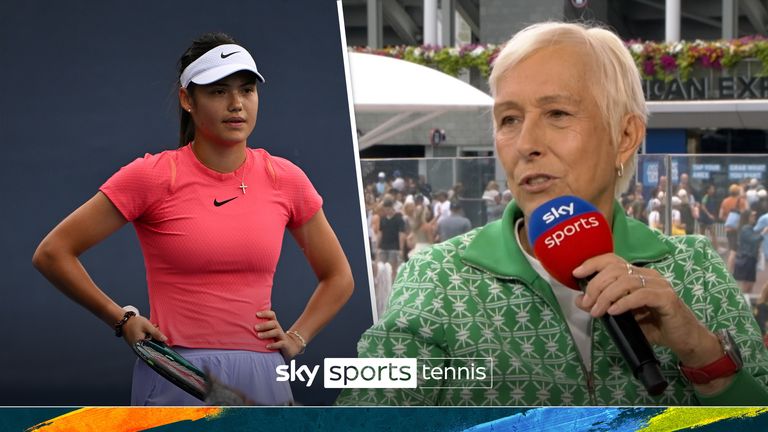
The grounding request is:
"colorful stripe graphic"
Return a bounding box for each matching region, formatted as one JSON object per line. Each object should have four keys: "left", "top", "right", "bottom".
{"left": 25, "top": 407, "right": 222, "bottom": 432}
{"left": 639, "top": 407, "right": 767, "bottom": 431}
{"left": 12, "top": 407, "right": 768, "bottom": 431}
{"left": 464, "top": 407, "right": 768, "bottom": 432}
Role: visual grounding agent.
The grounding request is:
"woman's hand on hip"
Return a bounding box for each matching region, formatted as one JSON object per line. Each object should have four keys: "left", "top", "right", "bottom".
{"left": 122, "top": 315, "right": 168, "bottom": 346}
{"left": 256, "top": 310, "right": 303, "bottom": 360}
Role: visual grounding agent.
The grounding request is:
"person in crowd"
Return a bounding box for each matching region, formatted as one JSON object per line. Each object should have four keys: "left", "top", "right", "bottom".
{"left": 483, "top": 180, "right": 505, "bottom": 222}
{"left": 377, "top": 197, "right": 407, "bottom": 281}
{"left": 391, "top": 170, "right": 406, "bottom": 192}
{"left": 721, "top": 184, "right": 749, "bottom": 272}
{"left": 734, "top": 210, "right": 764, "bottom": 294}
{"left": 406, "top": 204, "right": 436, "bottom": 259}
{"left": 337, "top": 21, "right": 768, "bottom": 406}
{"left": 647, "top": 175, "right": 668, "bottom": 212}
{"left": 647, "top": 196, "right": 664, "bottom": 232}
{"left": 501, "top": 189, "right": 514, "bottom": 207}
{"left": 449, "top": 182, "right": 465, "bottom": 201}
{"left": 676, "top": 173, "right": 696, "bottom": 206}
{"left": 699, "top": 184, "right": 719, "bottom": 248}
{"left": 417, "top": 175, "right": 433, "bottom": 198}
{"left": 375, "top": 171, "right": 388, "bottom": 196}
{"left": 363, "top": 192, "right": 380, "bottom": 262}
{"left": 677, "top": 189, "right": 696, "bottom": 235}
{"left": 370, "top": 247, "right": 393, "bottom": 321}
{"left": 669, "top": 196, "right": 684, "bottom": 235}
{"left": 626, "top": 185, "right": 647, "bottom": 224}
{"left": 753, "top": 283, "right": 768, "bottom": 337}
{"left": 401, "top": 200, "right": 416, "bottom": 259}
{"left": 755, "top": 189, "right": 768, "bottom": 217}
{"left": 746, "top": 179, "right": 760, "bottom": 209}
{"left": 405, "top": 176, "right": 419, "bottom": 196}
{"left": 628, "top": 198, "right": 648, "bottom": 224}
{"left": 620, "top": 192, "right": 633, "bottom": 214}
{"left": 33, "top": 33, "right": 354, "bottom": 406}
{"left": 753, "top": 208, "right": 768, "bottom": 300}
{"left": 412, "top": 192, "right": 431, "bottom": 209}
{"left": 432, "top": 190, "right": 451, "bottom": 223}
{"left": 390, "top": 189, "right": 405, "bottom": 213}
{"left": 633, "top": 182, "right": 644, "bottom": 202}
{"left": 436, "top": 200, "right": 472, "bottom": 242}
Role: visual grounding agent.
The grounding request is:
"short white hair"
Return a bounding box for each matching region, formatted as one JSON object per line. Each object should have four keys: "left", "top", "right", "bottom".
{"left": 488, "top": 21, "right": 648, "bottom": 197}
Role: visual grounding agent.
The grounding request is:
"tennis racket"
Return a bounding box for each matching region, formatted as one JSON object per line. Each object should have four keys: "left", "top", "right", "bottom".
{"left": 132, "top": 338, "right": 208, "bottom": 401}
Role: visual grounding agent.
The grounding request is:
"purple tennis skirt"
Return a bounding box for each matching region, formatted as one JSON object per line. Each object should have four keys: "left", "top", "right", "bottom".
{"left": 131, "top": 348, "right": 293, "bottom": 406}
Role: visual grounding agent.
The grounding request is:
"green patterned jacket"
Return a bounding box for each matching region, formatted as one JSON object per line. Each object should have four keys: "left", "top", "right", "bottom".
{"left": 336, "top": 201, "right": 768, "bottom": 406}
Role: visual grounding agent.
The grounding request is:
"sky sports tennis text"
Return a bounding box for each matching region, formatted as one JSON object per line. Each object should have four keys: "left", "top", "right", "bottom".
{"left": 275, "top": 358, "right": 491, "bottom": 388}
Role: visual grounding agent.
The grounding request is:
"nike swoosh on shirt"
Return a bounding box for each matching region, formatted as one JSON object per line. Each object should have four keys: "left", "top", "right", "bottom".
{"left": 220, "top": 51, "right": 241, "bottom": 59}
{"left": 214, "top": 197, "right": 238, "bottom": 207}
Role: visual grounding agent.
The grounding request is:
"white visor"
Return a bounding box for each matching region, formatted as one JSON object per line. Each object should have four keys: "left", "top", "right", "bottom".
{"left": 180, "top": 44, "right": 265, "bottom": 88}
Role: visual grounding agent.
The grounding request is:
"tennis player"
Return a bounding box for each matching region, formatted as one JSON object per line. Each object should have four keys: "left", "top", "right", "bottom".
{"left": 32, "top": 32, "right": 354, "bottom": 405}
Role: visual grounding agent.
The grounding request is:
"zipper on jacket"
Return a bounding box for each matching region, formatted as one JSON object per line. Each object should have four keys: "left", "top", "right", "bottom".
{"left": 540, "top": 280, "right": 598, "bottom": 405}
{"left": 567, "top": 316, "right": 596, "bottom": 405}
{"left": 554, "top": 312, "right": 596, "bottom": 404}
{"left": 585, "top": 368, "right": 596, "bottom": 403}
{"left": 463, "top": 260, "right": 600, "bottom": 403}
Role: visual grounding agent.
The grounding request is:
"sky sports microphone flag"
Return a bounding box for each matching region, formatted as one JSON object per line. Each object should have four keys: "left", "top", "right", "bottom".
{"left": 527, "top": 196, "right": 613, "bottom": 290}
{"left": 527, "top": 195, "right": 668, "bottom": 396}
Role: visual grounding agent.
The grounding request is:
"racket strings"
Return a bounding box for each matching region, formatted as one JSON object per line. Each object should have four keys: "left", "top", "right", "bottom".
{"left": 136, "top": 344, "right": 208, "bottom": 396}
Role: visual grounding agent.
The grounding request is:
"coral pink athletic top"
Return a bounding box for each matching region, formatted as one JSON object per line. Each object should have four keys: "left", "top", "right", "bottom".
{"left": 100, "top": 144, "right": 322, "bottom": 352}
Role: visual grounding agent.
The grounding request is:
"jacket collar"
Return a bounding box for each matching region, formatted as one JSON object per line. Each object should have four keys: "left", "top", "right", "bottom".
{"left": 462, "top": 199, "right": 672, "bottom": 285}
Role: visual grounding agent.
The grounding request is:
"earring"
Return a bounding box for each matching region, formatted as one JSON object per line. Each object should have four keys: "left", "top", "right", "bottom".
{"left": 617, "top": 162, "right": 624, "bottom": 178}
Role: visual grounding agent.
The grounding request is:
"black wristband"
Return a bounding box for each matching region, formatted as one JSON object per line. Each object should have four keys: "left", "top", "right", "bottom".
{"left": 114, "top": 311, "right": 136, "bottom": 337}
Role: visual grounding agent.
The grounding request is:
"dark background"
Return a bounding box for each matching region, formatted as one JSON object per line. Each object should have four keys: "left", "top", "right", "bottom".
{"left": 0, "top": 0, "right": 373, "bottom": 406}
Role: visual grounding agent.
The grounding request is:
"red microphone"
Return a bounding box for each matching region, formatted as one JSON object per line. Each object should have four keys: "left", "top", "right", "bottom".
{"left": 528, "top": 195, "right": 668, "bottom": 396}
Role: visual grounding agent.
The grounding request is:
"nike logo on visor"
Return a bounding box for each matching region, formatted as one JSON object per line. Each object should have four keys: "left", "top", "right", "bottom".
{"left": 214, "top": 197, "right": 238, "bottom": 207}
{"left": 221, "top": 51, "right": 240, "bottom": 59}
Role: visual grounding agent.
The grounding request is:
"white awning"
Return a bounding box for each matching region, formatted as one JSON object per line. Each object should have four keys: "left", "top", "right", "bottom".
{"left": 348, "top": 52, "right": 493, "bottom": 148}
{"left": 347, "top": 52, "right": 768, "bottom": 148}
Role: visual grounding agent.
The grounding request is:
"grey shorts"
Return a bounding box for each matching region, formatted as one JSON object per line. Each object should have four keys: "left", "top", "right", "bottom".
{"left": 378, "top": 249, "right": 402, "bottom": 267}
{"left": 131, "top": 348, "right": 293, "bottom": 406}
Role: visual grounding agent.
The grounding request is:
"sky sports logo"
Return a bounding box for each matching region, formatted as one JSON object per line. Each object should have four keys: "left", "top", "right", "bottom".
{"left": 275, "top": 357, "right": 492, "bottom": 389}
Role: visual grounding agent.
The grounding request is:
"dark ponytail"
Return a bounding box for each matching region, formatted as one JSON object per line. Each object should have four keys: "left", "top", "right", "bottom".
{"left": 177, "top": 32, "right": 238, "bottom": 147}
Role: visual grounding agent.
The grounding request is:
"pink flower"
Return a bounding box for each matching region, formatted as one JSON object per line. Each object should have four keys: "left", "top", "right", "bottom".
{"left": 643, "top": 59, "right": 656, "bottom": 76}
{"left": 698, "top": 50, "right": 723, "bottom": 69}
{"left": 660, "top": 54, "right": 677, "bottom": 72}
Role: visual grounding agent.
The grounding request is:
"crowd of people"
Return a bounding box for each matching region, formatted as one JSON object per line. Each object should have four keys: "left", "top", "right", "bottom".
{"left": 619, "top": 175, "right": 768, "bottom": 297}
{"left": 366, "top": 168, "right": 768, "bottom": 335}
{"left": 364, "top": 171, "right": 514, "bottom": 317}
